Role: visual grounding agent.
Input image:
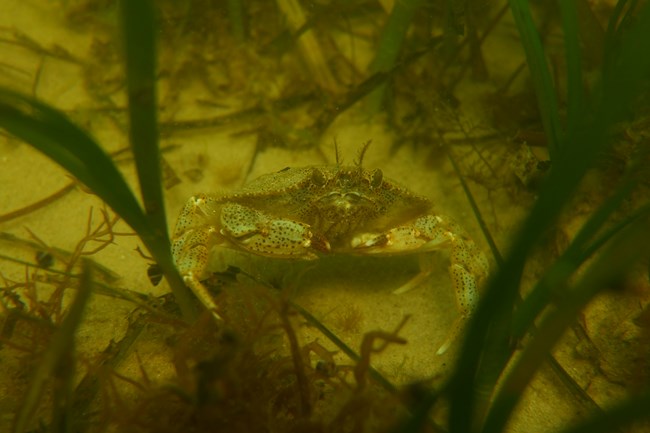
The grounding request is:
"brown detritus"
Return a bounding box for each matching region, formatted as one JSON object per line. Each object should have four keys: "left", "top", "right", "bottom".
{"left": 302, "top": 341, "right": 339, "bottom": 377}
{"left": 302, "top": 340, "right": 355, "bottom": 391}
{"left": 0, "top": 202, "right": 160, "bottom": 431}
{"left": 278, "top": 302, "right": 313, "bottom": 417}
{"left": 334, "top": 305, "right": 364, "bottom": 335}
{"left": 353, "top": 316, "right": 410, "bottom": 392}
{"left": 0, "top": 182, "right": 77, "bottom": 224}
{"left": 1, "top": 231, "right": 423, "bottom": 433}
{"left": 326, "top": 316, "right": 410, "bottom": 433}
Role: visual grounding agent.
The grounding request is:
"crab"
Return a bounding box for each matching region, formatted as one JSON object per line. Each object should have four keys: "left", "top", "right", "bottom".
{"left": 171, "top": 144, "right": 489, "bottom": 354}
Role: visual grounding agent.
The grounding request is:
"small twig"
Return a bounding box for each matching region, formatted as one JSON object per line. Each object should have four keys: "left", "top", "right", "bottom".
{"left": 0, "top": 182, "right": 76, "bottom": 224}
{"left": 354, "top": 315, "right": 409, "bottom": 392}
{"left": 0, "top": 233, "right": 119, "bottom": 282}
{"left": 80, "top": 208, "right": 120, "bottom": 256}
{"left": 288, "top": 300, "right": 401, "bottom": 395}
{"left": 447, "top": 149, "right": 504, "bottom": 267}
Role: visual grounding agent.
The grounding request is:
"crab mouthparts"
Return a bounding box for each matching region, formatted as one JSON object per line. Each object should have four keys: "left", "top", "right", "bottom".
{"left": 322, "top": 191, "right": 365, "bottom": 209}
{"left": 334, "top": 197, "right": 353, "bottom": 211}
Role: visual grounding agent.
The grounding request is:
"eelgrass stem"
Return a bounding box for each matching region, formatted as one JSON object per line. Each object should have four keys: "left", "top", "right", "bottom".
{"left": 120, "top": 0, "right": 197, "bottom": 320}
{"left": 365, "top": 0, "right": 422, "bottom": 114}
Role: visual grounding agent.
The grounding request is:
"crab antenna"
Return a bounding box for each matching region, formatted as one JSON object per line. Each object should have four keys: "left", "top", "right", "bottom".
{"left": 355, "top": 140, "right": 372, "bottom": 168}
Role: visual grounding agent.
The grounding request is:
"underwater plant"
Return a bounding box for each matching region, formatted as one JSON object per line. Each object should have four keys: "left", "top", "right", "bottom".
{"left": 432, "top": 2, "right": 650, "bottom": 433}
{"left": 0, "top": 1, "right": 196, "bottom": 321}
{"left": 1, "top": 1, "right": 650, "bottom": 433}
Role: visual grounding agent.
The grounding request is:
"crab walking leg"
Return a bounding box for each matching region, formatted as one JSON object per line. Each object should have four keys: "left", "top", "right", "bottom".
{"left": 351, "top": 214, "right": 489, "bottom": 354}
{"left": 173, "top": 227, "right": 223, "bottom": 321}
{"left": 437, "top": 234, "right": 487, "bottom": 355}
{"left": 172, "top": 198, "right": 331, "bottom": 321}
{"left": 172, "top": 194, "right": 225, "bottom": 321}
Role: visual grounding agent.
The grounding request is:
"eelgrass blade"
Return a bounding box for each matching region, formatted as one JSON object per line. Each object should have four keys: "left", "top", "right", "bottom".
{"left": 0, "top": 89, "right": 148, "bottom": 236}
{"left": 118, "top": 0, "right": 197, "bottom": 320}
{"left": 558, "top": 389, "right": 650, "bottom": 433}
{"left": 12, "top": 260, "right": 93, "bottom": 433}
{"left": 512, "top": 174, "right": 639, "bottom": 341}
{"left": 603, "top": 0, "right": 629, "bottom": 71}
{"left": 447, "top": 151, "right": 503, "bottom": 266}
{"left": 120, "top": 0, "right": 167, "bottom": 240}
{"left": 445, "top": 3, "right": 650, "bottom": 433}
{"left": 507, "top": 0, "right": 562, "bottom": 160}
{"left": 0, "top": 90, "right": 197, "bottom": 319}
{"left": 559, "top": 0, "right": 583, "bottom": 143}
{"left": 481, "top": 213, "right": 650, "bottom": 433}
{"left": 365, "top": 0, "right": 422, "bottom": 114}
{"left": 0, "top": 5, "right": 195, "bottom": 320}
{"left": 228, "top": 0, "right": 246, "bottom": 42}
{"left": 470, "top": 4, "right": 650, "bottom": 433}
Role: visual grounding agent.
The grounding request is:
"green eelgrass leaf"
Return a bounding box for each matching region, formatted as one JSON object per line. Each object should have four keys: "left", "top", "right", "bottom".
{"left": 0, "top": 88, "right": 196, "bottom": 319}
{"left": 490, "top": 185, "right": 650, "bottom": 433}
{"left": 120, "top": 0, "right": 167, "bottom": 241}
{"left": 559, "top": 0, "right": 583, "bottom": 144}
{"left": 365, "top": 0, "right": 422, "bottom": 114}
{"left": 118, "top": 0, "right": 197, "bottom": 319}
{"left": 12, "top": 260, "right": 93, "bottom": 433}
{"left": 558, "top": 388, "right": 650, "bottom": 433}
{"left": 228, "top": 0, "right": 246, "bottom": 42}
{"left": 481, "top": 212, "right": 650, "bottom": 433}
{"left": 603, "top": 0, "right": 629, "bottom": 71}
{"left": 0, "top": 3, "right": 198, "bottom": 321}
{"left": 507, "top": 0, "right": 562, "bottom": 160}
{"left": 447, "top": 3, "right": 650, "bottom": 433}
{"left": 448, "top": 150, "right": 503, "bottom": 266}
{"left": 0, "top": 89, "right": 149, "bottom": 236}
{"left": 512, "top": 171, "right": 641, "bottom": 341}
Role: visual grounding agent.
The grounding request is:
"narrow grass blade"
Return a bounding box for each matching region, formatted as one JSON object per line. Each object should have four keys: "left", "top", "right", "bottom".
{"left": 365, "top": 0, "right": 422, "bottom": 114}
{"left": 448, "top": 3, "right": 650, "bottom": 433}
{"left": 481, "top": 214, "right": 650, "bottom": 433}
{"left": 276, "top": 0, "right": 338, "bottom": 92}
{"left": 447, "top": 150, "right": 503, "bottom": 266}
{"left": 228, "top": 0, "right": 246, "bottom": 42}
{"left": 603, "top": 0, "right": 629, "bottom": 71}
{"left": 119, "top": 0, "right": 197, "bottom": 319}
{"left": 559, "top": 0, "right": 583, "bottom": 142}
{"left": 507, "top": 0, "right": 562, "bottom": 160}
{"left": 1, "top": 2, "right": 199, "bottom": 321}
{"left": 12, "top": 260, "right": 93, "bottom": 433}
{"left": 120, "top": 0, "right": 167, "bottom": 240}
{"left": 512, "top": 174, "right": 639, "bottom": 340}
{"left": 0, "top": 89, "right": 148, "bottom": 236}
{"left": 559, "top": 389, "right": 650, "bottom": 433}
{"left": 0, "top": 89, "right": 197, "bottom": 319}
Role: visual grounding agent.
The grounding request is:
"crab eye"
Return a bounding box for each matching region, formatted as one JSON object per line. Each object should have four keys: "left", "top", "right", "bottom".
{"left": 370, "top": 169, "right": 383, "bottom": 188}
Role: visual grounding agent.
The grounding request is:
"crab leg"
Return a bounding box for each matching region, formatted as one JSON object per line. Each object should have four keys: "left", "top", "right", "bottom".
{"left": 171, "top": 198, "right": 331, "bottom": 321}
{"left": 172, "top": 194, "right": 225, "bottom": 321}
{"left": 351, "top": 214, "right": 489, "bottom": 354}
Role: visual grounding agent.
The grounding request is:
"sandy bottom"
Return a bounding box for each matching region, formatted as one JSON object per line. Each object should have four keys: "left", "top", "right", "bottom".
{"left": 1, "top": 2, "right": 648, "bottom": 433}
